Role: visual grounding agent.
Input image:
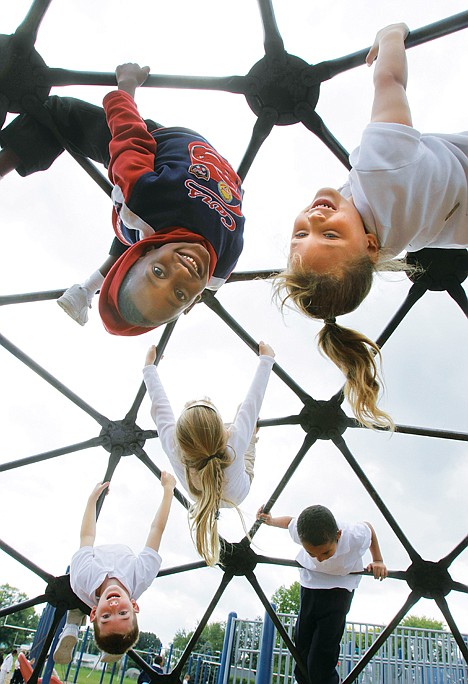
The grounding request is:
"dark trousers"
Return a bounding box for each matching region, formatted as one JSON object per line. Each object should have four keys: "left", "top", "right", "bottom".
{"left": 10, "top": 670, "right": 23, "bottom": 684}
{"left": 0, "top": 95, "right": 160, "bottom": 176}
{"left": 0, "top": 96, "right": 160, "bottom": 258}
{"left": 294, "top": 586, "right": 354, "bottom": 684}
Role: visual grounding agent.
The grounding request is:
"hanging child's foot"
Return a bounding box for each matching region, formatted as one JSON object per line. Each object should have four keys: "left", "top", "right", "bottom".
{"left": 53, "top": 624, "right": 79, "bottom": 664}
{"left": 57, "top": 284, "right": 93, "bottom": 326}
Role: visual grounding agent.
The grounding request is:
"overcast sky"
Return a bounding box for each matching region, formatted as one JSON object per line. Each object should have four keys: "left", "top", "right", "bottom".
{"left": 0, "top": 0, "right": 467, "bottom": 652}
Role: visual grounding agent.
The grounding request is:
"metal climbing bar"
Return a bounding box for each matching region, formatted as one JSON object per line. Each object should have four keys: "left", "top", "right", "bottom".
{"left": 0, "top": 437, "right": 104, "bottom": 474}
{"left": 0, "top": 333, "right": 110, "bottom": 427}
{"left": 0, "top": 539, "right": 53, "bottom": 583}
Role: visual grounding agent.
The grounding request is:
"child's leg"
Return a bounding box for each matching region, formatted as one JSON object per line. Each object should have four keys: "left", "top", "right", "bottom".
{"left": 303, "top": 588, "right": 353, "bottom": 684}
{"left": 0, "top": 96, "right": 111, "bottom": 177}
{"left": 0, "top": 148, "right": 21, "bottom": 178}
{"left": 57, "top": 239, "right": 127, "bottom": 326}
{"left": 53, "top": 608, "right": 86, "bottom": 665}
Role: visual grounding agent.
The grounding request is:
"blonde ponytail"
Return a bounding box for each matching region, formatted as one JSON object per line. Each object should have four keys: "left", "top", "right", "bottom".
{"left": 273, "top": 254, "right": 397, "bottom": 429}
{"left": 318, "top": 321, "right": 394, "bottom": 430}
{"left": 175, "top": 403, "right": 232, "bottom": 566}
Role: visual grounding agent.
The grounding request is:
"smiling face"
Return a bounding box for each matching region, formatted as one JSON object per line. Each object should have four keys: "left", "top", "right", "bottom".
{"left": 123, "top": 242, "right": 211, "bottom": 326}
{"left": 90, "top": 584, "right": 139, "bottom": 638}
{"left": 301, "top": 530, "right": 342, "bottom": 563}
{"left": 290, "top": 188, "right": 379, "bottom": 274}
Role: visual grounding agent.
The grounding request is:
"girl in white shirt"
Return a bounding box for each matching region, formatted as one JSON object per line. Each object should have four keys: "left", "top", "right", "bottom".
{"left": 274, "top": 23, "right": 468, "bottom": 431}
{"left": 143, "top": 342, "right": 275, "bottom": 566}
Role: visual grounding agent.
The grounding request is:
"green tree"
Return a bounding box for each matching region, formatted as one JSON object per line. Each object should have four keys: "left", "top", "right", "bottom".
{"left": 271, "top": 581, "right": 301, "bottom": 615}
{"left": 399, "top": 615, "right": 446, "bottom": 632}
{"left": 171, "top": 622, "right": 226, "bottom": 655}
{"left": 0, "top": 584, "right": 39, "bottom": 649}
{"left": 136, "top": 631, "right": 162, "bottom": 653}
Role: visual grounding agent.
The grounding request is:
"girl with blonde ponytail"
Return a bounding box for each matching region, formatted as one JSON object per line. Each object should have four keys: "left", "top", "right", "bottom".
{"left": 143, "top": 342, "right": 275, "bottom": 566}
{"left": 275, "top": 22, "right": 468, "bottom": 428}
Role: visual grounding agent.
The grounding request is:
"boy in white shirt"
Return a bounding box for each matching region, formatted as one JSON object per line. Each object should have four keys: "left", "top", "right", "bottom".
{"left": 257, "top": 504, "right": 387, "bottom": 684}
{"left": 54, "top": 475, "right": 175, "bottom": 663}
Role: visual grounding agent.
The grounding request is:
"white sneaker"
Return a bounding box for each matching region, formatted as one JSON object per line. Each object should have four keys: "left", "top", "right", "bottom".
{"left": 57, "top": 284, "right": 92, "bottom": 326}
{"left": 53, "top": 624, "right": 79, "bottom": 664}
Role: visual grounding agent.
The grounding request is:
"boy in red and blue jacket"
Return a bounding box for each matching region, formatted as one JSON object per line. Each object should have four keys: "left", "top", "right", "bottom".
{"left": 0, "top": 63, "right": 244, "bottom": 335}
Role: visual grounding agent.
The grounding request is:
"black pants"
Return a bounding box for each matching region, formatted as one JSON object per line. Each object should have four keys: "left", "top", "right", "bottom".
{"left": 294, "top": 586, "right": 354, "bottom": 684}
{"left": 0, "top": 96, "right": 161, "bottom": 258}
{"left": 0, "top": 95, "right": 160, "bottom": 176}
{"left": 10, "top": 670, "right": 23, "bottom": 684}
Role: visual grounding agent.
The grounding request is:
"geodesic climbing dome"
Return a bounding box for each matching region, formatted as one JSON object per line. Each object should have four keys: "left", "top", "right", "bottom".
{"left": 0, "top": 1, "right": 467, "bottom": 683}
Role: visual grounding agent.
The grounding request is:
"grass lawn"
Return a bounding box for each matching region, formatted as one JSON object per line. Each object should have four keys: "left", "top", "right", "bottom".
{"left": 53, "top": 665, "right": 137, "bottom": 684}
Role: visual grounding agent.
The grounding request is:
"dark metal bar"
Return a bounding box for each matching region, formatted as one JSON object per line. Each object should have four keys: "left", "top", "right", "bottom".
{"left": 14, "top": 0, "right": 53, "bottom": 50}
{"left": 171, "top": 572, "right": 233, "bottom": 676}
{"left": 451, "top": 581, "right": 468, "bottom": 594}
{"left": 434, "top": 594, "right": 468, "bottom": 664}
{"left": 0, "top": 289, "right": 66, "bottom": 306}
{"left": 440, "top": 534, "right": 468, "bottom": 568}
{"left": 342, "top": 591, "right": 420, "bottom": 684}
{"left": 157, "top": 561, "right": 208, "bottom": 578}
{"left": 257, "top": 0, "right": 285, "bottom": 58}
{"left": 226, "top": 269, "right": 282, "bottom": 284}
{"left": 306, "top": 12, "right": 468, "bottom": 84}
{"left": 202, "top": 293, "right": 311, "bottom": 402}
{"left": 297, "top": 105, "right": 351, "bottom": 169}
{"left": 375, "top": 282, "right": 428, "bottom": 348}
{"left": 237, "top": 108, "right": 278, "bottom": 181}
{"left": 333, "top": 435, "right": 420, "bottom": 561}
{"left": 0, "top": 539, "right": 53, "bottom": 583}
{"left": 133, "top": 445, "right": 191, "bottom": 510}
{"left": 0, "top": 594, "right": 48, "bottom": 618}
{"left": 46, "top": 69, "right": 250, "bottom": 94}
{"left": 0, "top": 333, "right": 110, "bottom": 427}
{"left": 248, "top": 431, "right": 318, "bottom": 539}
{"left": 256, "top": 555, "right": 300, "bottom": 569}
{"left": 28, "top": 605, "right": 66, "bottom": 684}
{"left": 0, "top": 437, "right": 104, "bottom": 473}
{"left": 392, "top": 424, "right": 468, "bottom": 442}
{"left": 125, "top": 320, "right": 178, "bottom": 423}
{"left": 258, "top": 415, "right": 303, "bottom": 428}
{"left": 246, "top": 571, "right": 309, "bottom": 683}
{"left": 95, "top": 450, "right": 123, "bottom": 518}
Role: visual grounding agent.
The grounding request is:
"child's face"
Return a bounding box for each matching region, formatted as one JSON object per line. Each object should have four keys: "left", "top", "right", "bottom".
{"left": 301, "top": 530, "right": 341, "bottom": 563}
{"left": 90, "top": 584, "right": 139, "bottom": 637}
{"left": 127, "top": 242, "right": 210, "bottom": 326}
{"left": 290, "top": 188, "right": 379, "bottom": 274}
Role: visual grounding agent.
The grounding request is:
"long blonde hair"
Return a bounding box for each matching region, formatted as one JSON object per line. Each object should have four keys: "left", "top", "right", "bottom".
{"left": 175, "top": 401, "right": 233, "bottom": 566}
{"left": 273, "top": 253, "right": 413, "bottom": 429}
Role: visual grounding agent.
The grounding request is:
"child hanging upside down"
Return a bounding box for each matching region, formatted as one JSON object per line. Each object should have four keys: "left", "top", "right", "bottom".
{"left": 143, "top": 342, "right": 275, "bottom": 566}
{"left": 0, "top": 63, "right": 244, "bottom": 335}
{"left": 54, "top": 475, "right": 175, "bottom": 663}
{"left": 274, "top": 23, "right": 468, "bottom": 429}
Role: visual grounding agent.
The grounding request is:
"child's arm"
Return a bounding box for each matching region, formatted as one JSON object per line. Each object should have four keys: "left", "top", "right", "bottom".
{"left": 229, "top": 341, "right": 275, "bottom": 453}
{"left": 104, "top": 63, "right": 156, "bottom": 201}
{"left": 365, "top": 521, "right": 388, "bottom": 581}
{"left": 80, "top": 482, "right": 109, "bottom": 548}
{"left": 145, "top": 472, "right": 176, "bottom": 552}
{"left": 366, "top": 23, "right": 412, "bottom": 127}
{"left": 257, "top": 505, "right": 292, "bottom": 529}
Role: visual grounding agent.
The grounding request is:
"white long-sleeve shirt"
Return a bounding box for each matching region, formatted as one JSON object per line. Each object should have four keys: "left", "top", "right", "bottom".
{"left": 143, "top": 355, "right": 275, "bottom": 506}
